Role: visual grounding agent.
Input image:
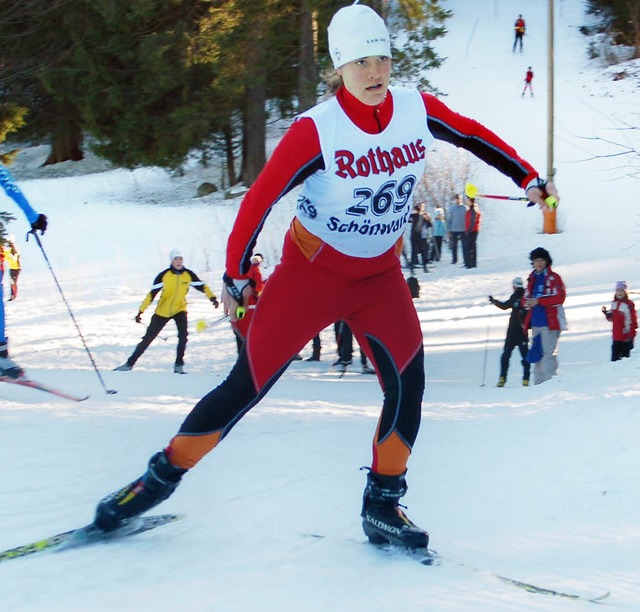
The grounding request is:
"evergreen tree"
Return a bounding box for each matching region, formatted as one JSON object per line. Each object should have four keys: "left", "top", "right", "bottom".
{"left": 587, "top": 0, "right": 640, "bottom": 57}
{"left": 0, "top": 1, "right": 88, "bottom": 164}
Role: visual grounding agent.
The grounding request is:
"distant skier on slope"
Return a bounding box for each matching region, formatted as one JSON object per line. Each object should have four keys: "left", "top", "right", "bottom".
{"left": 91, "top": 3, "right": 559, "bottom": 551}
{"left": 513, "top": 14, "right": 526, "bottom": 52}
{"left": 522, "top": 66, "right": 534, "bottom": 97}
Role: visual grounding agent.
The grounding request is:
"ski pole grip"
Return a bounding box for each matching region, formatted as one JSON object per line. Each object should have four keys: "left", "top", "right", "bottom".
{"left": 236, "top": 306, "right": 246, "bottom": 320}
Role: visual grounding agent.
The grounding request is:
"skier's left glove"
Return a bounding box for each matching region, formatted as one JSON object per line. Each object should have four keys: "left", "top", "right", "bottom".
{"left": 210, "top": 296, "right": 219, "bottom": 309}
{"left": 135, "top": 312, "right": 142, "bottom": 324}
{"left": 31, "top": 214, "right": 48, "bottom": 235}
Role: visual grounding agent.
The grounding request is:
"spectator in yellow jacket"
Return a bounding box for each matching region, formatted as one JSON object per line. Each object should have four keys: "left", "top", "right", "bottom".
{"left": 2, "top": 234, "right": 21, "bottom": 301}
{"left": 114, "top": 249, "right": 219, "bottom": 374}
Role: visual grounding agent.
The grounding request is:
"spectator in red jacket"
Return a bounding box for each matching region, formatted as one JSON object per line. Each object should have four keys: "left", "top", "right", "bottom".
{"left": 231, "top": 253, "right": 265, "bottom": 353}
{"left": 513, "top": 15, "right": 526, "bottom": 52}
{"left": 523, "top": 247, "right": 566, "bottom": 384}
{"left": 602, "top": 281, "right": 637, "bottom": 361}
{"left": 463, "top": 197, "right": 480, "bottom": 268}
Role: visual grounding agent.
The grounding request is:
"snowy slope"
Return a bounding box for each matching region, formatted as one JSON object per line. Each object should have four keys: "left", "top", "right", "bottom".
{"left": 1, "top": 0, "right": 639, "bottom": 610}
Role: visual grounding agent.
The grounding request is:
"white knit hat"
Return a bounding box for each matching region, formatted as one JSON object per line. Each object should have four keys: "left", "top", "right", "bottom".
{"left": 169, "top": 249, "right": 182, "bottom": 261}
{"left": 512, "top": 277, "right": 524, "bottom": 288}
{"left": 328, "top": 2, "right": 391, "bottom": 69}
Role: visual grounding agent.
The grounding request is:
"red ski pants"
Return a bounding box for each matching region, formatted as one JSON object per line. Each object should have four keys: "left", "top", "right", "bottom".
{"left": 167, "top": 233, "right": 425, "bottom": 476}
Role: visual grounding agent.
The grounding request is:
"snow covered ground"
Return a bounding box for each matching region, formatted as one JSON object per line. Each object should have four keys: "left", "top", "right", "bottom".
{"left": 1, "top": 0, "right": 639, "bottom": 610}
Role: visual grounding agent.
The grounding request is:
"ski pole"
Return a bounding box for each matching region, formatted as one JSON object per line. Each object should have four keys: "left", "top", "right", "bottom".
{"left": 136, "top": 319, "right": 169, "bottom": 341}
{"left": 196, "top": 306, "right": 255, "bottom": 332}
{"left": 465, "top": 182, "right": 558, "bottom": 209}
{"left": 27, "top": 231, "right": 117, "bottom": 395}
{"left": 480, "top": 321, "right": 490, "bottom": 387}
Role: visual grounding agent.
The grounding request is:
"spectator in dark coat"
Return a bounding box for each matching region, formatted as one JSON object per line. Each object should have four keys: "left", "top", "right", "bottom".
{"left": 409, "top": 204, "right": 430, "bottom": 273}
{"left": 490, "top": 277, "right": 530, "bottom": 386}
{"left": 463, "top": 197, "right": 481, "bottom": 268}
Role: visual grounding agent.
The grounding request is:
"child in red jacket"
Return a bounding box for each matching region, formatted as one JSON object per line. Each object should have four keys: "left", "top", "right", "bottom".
{"left": 602, "top": 281, "right": 637, "bottom": 361}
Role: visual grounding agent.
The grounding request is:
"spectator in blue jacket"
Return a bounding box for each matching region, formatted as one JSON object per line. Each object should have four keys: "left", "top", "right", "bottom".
{"left": 430, "top": 207, "right": 447, "bottom": 262}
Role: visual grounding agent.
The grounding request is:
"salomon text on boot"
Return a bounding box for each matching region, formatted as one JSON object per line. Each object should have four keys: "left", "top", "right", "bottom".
{"left": 361, "top": 470, "right": 429, "bottom": 550}
{"left": 93, "top": 450, "right": 186, "bottom": 532}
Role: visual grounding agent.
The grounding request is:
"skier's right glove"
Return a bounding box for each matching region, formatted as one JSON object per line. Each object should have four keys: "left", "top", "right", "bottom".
{"left": 31, "top": 214, "right": 48, "bottom": 235}
{"left": 135, "top": 312, "right": 142, "bottom": 324}
{"left": 488, "top": 295, "right": 494, "bottom": 303}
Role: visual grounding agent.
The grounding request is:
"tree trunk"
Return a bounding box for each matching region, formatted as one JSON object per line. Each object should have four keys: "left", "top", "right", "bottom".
{"left": 223, "top": 124, "right": 237, "bottom": 187}
{"left": 44, "top": 124, "right": 84, "bottom": 166}
{"left": 297, "top": 1, "right": 317, "bottom": 112}
{"left": 243, "top": 18, "right": 267, "bottom": 185}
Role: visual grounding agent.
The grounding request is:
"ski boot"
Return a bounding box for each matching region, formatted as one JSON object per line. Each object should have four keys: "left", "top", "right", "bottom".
{"left": 0, "top": 339, "right": 24, "bottom": 379}
{"left": 94, "top": 450, "right": 187, "bottom": 532}
{"left": 361, "top": 470, "right": 429, "bottom": 550}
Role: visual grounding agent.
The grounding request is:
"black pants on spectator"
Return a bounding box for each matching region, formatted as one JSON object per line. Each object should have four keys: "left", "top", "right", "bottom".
{"left": 127, "top": 311, "right": 188, "bottom": 367}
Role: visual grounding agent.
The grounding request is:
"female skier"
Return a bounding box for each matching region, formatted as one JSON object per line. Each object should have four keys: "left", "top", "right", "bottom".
{"left": 93, "top": 3, "right": 558, "bottom": 550}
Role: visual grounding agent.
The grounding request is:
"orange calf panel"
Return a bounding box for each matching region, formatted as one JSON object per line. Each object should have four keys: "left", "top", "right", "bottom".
{"left": 373, "top": 430, "right": 411, "bottom": 476}
{"left": 167, "top": 432, "right": 222, "bottom": 469}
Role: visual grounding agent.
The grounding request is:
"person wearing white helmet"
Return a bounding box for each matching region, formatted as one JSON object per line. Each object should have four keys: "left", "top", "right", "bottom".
{"left": 489, "top": 277, "right": 530, "bottom": 387}
{"left": 2, "top": 234, "right": 21, "bottom": 301}
{"left": 113, "top": 250, "right": 219, "bottom": 374}
{"left": 92, "top": 2, "right": 558, "bottom": 551}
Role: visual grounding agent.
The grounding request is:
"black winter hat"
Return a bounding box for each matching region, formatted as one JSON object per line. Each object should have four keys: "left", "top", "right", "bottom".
{"left": 529, "top": 247, "right": 552, "bottom": 265}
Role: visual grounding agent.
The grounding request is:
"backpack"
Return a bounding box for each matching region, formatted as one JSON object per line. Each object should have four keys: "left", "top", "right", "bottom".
{"left": 407, "top": 276, "right": 420, "bottom": 299}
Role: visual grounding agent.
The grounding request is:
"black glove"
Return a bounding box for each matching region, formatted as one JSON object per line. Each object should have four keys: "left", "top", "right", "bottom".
{"left": 31, "top": 214, "right": 48, "bottom": 235}
{"left": 135, "top": 312, "right": 142, "bottom": 323}
{"left": 488, "top": 295, "right": 494, "bottom": 303}
{"left": 211, "top": 296, "right": 219, "bottom": 309}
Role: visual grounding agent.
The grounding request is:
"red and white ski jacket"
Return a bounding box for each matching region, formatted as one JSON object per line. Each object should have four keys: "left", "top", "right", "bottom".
{"left": 605, "top": 298, "right": 637, "bottom": 342}
{"left": 523, "top": 267, "right": 566, "bottom": 331}
{"left": 225, "top": 86, "right": 539, "bottom": 279}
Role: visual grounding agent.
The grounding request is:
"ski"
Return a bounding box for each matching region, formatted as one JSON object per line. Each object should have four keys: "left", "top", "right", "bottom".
{"left": 305, "top": 533, "right": 610, "bottom": 604}
{"left": 0, "top": 376, "right": 89, "bottom": 402}
{"left": 0, "top": 513, "right": 183, "bottom": 563}
{"left": 494, "top": 574, "right": 610, "bottom": 604}
{"left": 424, "top": 551, "right": 610, "bottom": 604}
